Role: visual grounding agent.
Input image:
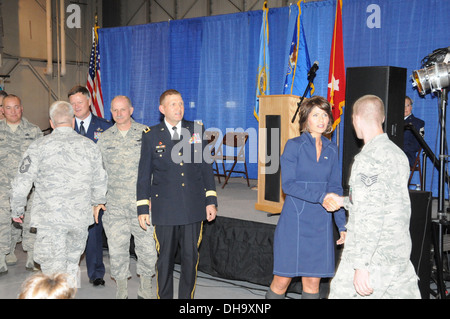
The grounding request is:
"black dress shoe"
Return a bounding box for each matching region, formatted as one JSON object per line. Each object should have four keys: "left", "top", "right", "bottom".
{"left": 91, "top": 278, "right": 105, "bottom": 286}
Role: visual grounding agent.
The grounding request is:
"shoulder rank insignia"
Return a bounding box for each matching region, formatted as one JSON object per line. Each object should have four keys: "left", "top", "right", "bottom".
{"left": 144, "top": 127, "right": 151, "bottom": 134}
{"left": 19, "top": 156, "right": 32, "bottom": 174}
{"left": 196, "top": 120, "right": 203, "bottom": 126}
{"left": 360, "top": 174, "right": 378, "bottom": 187}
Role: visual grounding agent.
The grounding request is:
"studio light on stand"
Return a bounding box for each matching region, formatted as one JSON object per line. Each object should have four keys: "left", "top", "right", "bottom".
{"left": 412, "top": 62, "right": 450, "bottom": 96}
{"left": 412, "top": 46, "right": 450, "bottom": 298}
{"left": 412, "top": 47, "right": 450, "bottom": 213}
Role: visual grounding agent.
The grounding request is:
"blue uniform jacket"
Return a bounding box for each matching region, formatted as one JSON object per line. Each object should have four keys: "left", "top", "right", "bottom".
{"left": 403, "top": 114, "right": 424, "bottom": 167}
{"left": 75, "top": 114, "right": 112, "bottom": 143}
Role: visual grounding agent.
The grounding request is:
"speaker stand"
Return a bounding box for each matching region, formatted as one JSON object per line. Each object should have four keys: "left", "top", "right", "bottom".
{"left": 435, "top": 88, "right": 449, "bottom": 298}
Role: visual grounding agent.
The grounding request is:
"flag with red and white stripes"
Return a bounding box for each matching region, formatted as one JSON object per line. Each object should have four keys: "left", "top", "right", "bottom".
{"left": 87, "top": 26, "right": 104, "bottom": 118}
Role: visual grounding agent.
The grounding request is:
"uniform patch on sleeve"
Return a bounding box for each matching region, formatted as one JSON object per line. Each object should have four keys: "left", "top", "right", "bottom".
{"left": 19, "top": 156, "right": 32, "bottom": 173}
{"left": 360, "top": 174, "right": 378, "bottom": 187}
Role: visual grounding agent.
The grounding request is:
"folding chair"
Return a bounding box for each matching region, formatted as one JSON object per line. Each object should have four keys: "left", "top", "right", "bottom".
{"left": 204, "top": 130, "right": 223, "bottom": 183}
{"left": 215, "top": 132, "right": 250, "bottom": 189}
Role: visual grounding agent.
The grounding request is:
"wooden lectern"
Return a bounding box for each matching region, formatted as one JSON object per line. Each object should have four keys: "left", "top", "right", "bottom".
{"left": 255, "top": 95, "right": 302, "bottom": 215}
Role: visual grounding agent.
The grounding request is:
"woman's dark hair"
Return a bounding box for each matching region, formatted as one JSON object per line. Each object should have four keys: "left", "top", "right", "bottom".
{"left": 298, "top": 96, "right": 334, "bottom": 135}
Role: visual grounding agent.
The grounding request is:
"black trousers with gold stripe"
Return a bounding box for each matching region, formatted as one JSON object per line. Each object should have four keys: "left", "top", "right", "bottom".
{"left": 153, "top": 222, "right": 203, "bottom": 299}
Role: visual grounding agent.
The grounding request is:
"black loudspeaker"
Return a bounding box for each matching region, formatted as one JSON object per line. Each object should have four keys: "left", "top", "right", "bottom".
{"left": 409, "top": 190, "right": 432, "bottom": 299}
{"left": 102, "top": 0, "right": 122, "bottom": 28}
{"left": 342, "top": 66, "right": 406, "bottom": 192}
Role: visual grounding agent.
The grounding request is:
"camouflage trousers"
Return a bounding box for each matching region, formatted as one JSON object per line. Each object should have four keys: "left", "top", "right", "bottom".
{"left": 103, "top": 206, "right": 157, "bottom": 280}
{"left": 0, "top": 208, "right": 10, "bottom": 254}
{"left": 34, "top": 225, "right": 88, "bottom": 288}
{"left": 0, "top": 207, "right": 35, "bottom": 255}
{"left": 329, "top": 257, "right": 421, "bottom": 299}
{"left": 11, "top": 209, "right": 35, "bottom": 252}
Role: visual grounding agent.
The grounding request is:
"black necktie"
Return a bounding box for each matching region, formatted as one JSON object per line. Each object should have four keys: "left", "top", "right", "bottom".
{"left": 80, "top": 121, "right": 86, "bottom": 136}
{"left": 172, "top": 126, "right": 179, "bottom": 140}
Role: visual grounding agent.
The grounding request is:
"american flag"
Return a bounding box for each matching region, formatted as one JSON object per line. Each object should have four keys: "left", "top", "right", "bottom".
{"left": 87, "top": 27, "right": 104, "bottom": 118}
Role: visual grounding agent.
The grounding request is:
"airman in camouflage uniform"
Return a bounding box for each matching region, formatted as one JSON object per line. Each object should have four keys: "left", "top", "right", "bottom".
{"left": 0, "top": 95, "right": 42, "bottom": 274}
{"left": 97, "top": 96, "right": 156, "bottom": 299}
{"left": 0, "top": 90, "right": 7, "bottom": 120}
{"left": 326, "top": 95, "right": 420, "bottom": 299}
{"left": 10, "top": 101, "right": 107, "bottom": 288}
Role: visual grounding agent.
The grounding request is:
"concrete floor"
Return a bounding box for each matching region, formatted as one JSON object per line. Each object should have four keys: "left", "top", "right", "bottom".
{"left": 1, "top": 245, "right": 301, "bottom": 299}
{"left": 1, "top": 177, "right": 448, "bottom": 300}
{"left": 0, "top": 177, "right": 301, "bottom": 300}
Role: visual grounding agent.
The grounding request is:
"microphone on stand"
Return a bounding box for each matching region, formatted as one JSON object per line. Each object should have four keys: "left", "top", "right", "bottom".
{"left": 291, "top": 61, "right": 320, "bottom": 123}
{"left": 308, "top": 61, "right": 319, "bottom": 81}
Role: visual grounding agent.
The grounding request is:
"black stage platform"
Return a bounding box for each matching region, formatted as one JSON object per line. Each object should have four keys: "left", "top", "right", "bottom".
{"left": 197, "top": 178, "right": 433, "bottom": 298}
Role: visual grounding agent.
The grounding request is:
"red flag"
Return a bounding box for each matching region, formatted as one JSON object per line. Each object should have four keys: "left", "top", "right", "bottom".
{"left": 87, "top": 26, "right": 104, "bottom": 118}
{"left": 327, "top": 0, "right": 345, "bottom": 131}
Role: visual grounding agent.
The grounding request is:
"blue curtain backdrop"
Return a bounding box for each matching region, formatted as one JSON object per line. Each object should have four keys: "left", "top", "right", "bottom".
{"left": 130, "top": 23, "right": 170, "bottom": 125}
{"left": 99, "top": 26, "right": 132, "bottom": 118}
{"left": 168, "top": 18, "right": 203, "bottom": 122}
{"left": 99, "top": 0, "right": 450, "bottom": 197}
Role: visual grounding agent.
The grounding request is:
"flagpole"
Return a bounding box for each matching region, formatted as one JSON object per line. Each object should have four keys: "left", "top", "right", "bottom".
{"left": 336, "top": 124, "right": 340, "bottom": 148}
{"left": 331, "top": 0, "right": 339, "bottom": 147}
{"left": 254, "top": 1, "right": 270, "bottom": 122}
{"left": 87, "top": 14, "right": 105, "bottom": 118}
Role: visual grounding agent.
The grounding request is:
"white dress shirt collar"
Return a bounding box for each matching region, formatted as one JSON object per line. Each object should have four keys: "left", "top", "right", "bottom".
{"left": 76, "top": 113, "right": 92, "bottom": 130}
{"left": 164, "top": 119, "right": 182, "bottom": 138}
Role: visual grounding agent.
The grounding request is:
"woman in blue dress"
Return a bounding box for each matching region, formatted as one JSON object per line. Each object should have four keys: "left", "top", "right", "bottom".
{"left": 266, "top": 96, "right": 347, "bottom": 299}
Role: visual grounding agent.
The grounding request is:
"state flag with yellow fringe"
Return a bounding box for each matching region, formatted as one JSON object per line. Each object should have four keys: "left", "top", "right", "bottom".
{"left": 254, "top": 1, "right": 270, "bottom": 122}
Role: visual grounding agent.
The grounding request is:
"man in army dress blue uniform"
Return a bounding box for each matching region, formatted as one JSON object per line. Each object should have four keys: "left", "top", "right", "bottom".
{"left": 136, "top": 89, "right": 217, "bottom": 299}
